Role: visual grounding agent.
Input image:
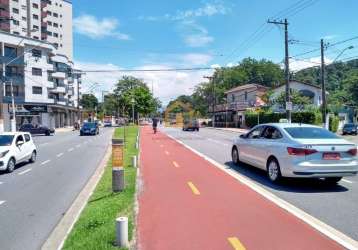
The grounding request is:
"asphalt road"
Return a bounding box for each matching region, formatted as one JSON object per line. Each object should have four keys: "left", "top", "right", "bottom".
{"left": 0, "top": 127, "right": 114, "bottom": 250}
{"left": 162, "top": 126, "right": 358, "bottom": 241}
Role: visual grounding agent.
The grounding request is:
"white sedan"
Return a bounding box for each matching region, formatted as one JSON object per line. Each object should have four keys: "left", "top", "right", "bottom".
{"left": 0, "top": 132, "right": 37, "bottom": 173}
{"left": 231, "top": 123, "right": 358, "bottom": 184}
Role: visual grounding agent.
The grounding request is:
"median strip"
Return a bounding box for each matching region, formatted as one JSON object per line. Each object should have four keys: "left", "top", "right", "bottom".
{"left": 18, "top": 168, "right": 32, "bottom": 175}
{"left": 228, "top": 237, "right": 246, "bottom": 250}
{"left": 187, "top": 181, "right": 200, "bottom": 195}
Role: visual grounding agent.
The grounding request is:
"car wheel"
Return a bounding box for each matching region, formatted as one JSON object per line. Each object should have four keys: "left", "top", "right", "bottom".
{"left": 196, "top": 128, "right": 200, "bottom": 131}
{"left": 231, "top": 147, "right": 240, "bottom": 165}
{"left": 46, "top": 131, "right": 50, "bottom": 136}
{"left": 29, "top": 151, "right": 37, "bottom": 163}
{"left": 6, "top": 158, "right": 16, "bottom": 173}
{"left": 267, "top": 157, "right": 282, "bottom": 183}
{"left": 323, "top": 177, "right": 342, "bottom": 185}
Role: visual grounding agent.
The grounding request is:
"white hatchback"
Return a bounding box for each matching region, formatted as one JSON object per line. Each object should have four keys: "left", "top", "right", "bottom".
{"left": 0, "top": 132, "right": 37, "bottom": 173}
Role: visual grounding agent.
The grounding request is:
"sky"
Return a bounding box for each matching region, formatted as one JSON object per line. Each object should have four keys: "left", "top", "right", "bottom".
{"left": 71, "top": 0, "right": 358, "bottom": 105}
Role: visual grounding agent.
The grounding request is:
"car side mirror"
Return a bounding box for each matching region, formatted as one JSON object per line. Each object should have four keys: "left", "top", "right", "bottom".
{"left": 17, "top": 141, "right": 24, "bottom": 147}
{"left": 240, "top": 134, "right": 247, "bottom": 139}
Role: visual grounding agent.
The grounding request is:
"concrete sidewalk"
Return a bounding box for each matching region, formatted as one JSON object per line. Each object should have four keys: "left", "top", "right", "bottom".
{"left": 138, "top": 126, "right": 343, "bottom": 250}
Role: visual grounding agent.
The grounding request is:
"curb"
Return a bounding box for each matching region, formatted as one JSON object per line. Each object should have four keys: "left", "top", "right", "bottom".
{"left": 130, "top": 128, "right": 142, "bottom": 250}
{"left": 165, "top": 133, "right": 358, "bottom": 250}
{"left": 41, "top": 143, "right": 112, "bottom": 250}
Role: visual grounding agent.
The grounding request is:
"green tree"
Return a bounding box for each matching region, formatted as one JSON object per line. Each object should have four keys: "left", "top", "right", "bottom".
{"left": 81, "top": 94, "right": 98, "bottom": 111}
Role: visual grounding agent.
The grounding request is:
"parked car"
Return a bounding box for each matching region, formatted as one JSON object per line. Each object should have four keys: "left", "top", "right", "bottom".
{"left": 231, "top": 123, "right": 358, "bottom": 184}
{"left": 19, "top": 124, "right": 55, "bottom": 136}
{"left": 0, "top": 132, "right": 37, "bottom": 173}
{"left": 80, "top": 122, "right": 99, "bottom": 136}
{"left": 183, "top": 119, "right": 200, "bottom": 131}
{"left": 103, "top": 121, "right": 112, "bottom": 127}
{"left": 342, "top": 123, "right": 358, "bottom": 135}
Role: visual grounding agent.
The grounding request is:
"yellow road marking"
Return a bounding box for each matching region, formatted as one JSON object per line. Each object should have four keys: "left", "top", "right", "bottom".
{"left": 173, "top": 161, "right": 180, "bottom": 168}
{"left": 187, "top": 182, "right": 200, "bottom": 195}
{"left": 165, "top": 150, "right": 170, "bottom": 155}
{"left": 228, "top": 237, "right": 246, "bottom": 250}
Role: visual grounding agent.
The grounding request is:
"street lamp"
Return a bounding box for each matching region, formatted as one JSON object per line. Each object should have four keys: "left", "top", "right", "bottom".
{"left": 333, "top": 46, "right": 354, "bottom": 62}
{"left": 131, "top": 97, "right": 135, "bottom": 124}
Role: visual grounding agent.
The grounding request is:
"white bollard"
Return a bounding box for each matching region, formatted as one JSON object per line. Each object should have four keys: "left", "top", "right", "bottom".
{"left": 116, "top": 217, "right": 129, "bottom": 248}
{"left": 132, "top": 155, "right": 137, "bottom": 168}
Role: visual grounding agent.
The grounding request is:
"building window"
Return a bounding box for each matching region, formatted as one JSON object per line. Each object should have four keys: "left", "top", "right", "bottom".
{"left": 12, "top": 8, "right": 19, "bottom": 14}
{"left": 5, "top": 85, "right": 19, "bottom": 97}
{"left": 33, "top": 36, "right": 39, "bottom": 40}
{"left": 244, "top": 91, "right": 248, "bottom": 101}
{"left": 33, "top": 25, "right": 39, "bottom": 30}
{"left": 231, "top": 94, "right": 235, "bottom": 102}
{"left": 47, "top": 11, "right": 52, "bottom": 16}
{"left": 13, "top": 19, "right": 20, "bottom": 25}
{"left": 32, "top": 49, "right": 42, "bottom": 57}
{"left": 13, "top": 31, "right": 20, "bottom": 35}
{"left": 53, "top": 22, "right": 58, "bottom": 28}
{"left": 47, "top": 31, "right": 52, "bottom": 36}
{"left": 47, "top": 21, "right": 52, "bottom": 26}
{"left": 32, "top": 86, "right": 43, "bottom": 95}
{"left": 32, "top": 68, "right": 42, "bottom": 76}
{"left": 22, "top": 16, "right": 26, "bottom": 21}
{"left": 5, "top": 66, "right": 19, "bottom": 76}
{"left": 53, "top": 13, "right": 58, "bottom": 17}
{"left": 4, "top": 46, "right": 17, "bottom": 57}
{"left": 12, "top": 0, "right": 19, "bottom": 2}
{"left": 32, "top": 3, "right": 39, "bottom": 8}
{"left": 53, "top": 43, "right": 58, "bottom": 48}
{"left": 53, "top": 33, "right": 58, "bottom": 37}
{"left": 33, "top": 14, "right": 39, "bottom": 20}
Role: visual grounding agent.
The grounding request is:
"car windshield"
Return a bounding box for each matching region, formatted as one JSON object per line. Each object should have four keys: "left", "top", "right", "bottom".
{"left": 0, "top": 135, "right": 14, "bottom": 146}
{"left": 284, "top": 127, "right": 339, "bottom": 139}
{"left": 344, "top": 124, "right": 355, "bottom": 128}
{"left": 83, "top": 123, "right": 96, "bottom": 128}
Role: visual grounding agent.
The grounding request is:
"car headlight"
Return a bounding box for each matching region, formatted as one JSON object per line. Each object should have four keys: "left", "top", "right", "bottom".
{"left": 0, "top": 150, "right": 9, "bottom": 158}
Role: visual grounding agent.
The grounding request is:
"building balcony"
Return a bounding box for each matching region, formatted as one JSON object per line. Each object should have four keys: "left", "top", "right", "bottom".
{"left": 1, "top": 74, "right": 24, "bottom": 85}
{"left": 0, "top": 55, "right": 25, "bottom": 66}
{"left": 51, "top": 72, "right": 66, "bottom": 79}
{"left": 0, "top": 9, "right": 10, "bottom": 18}
{"left": 49, "top": 86, "right": 66, "bottom": 94}
{"left": 209, "top": 102, "right": 251, "bottom": 113}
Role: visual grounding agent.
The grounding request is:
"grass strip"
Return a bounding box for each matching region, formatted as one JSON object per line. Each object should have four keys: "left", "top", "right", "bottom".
{"left": 63, "top": 126, "right": 138, "bottom": 250}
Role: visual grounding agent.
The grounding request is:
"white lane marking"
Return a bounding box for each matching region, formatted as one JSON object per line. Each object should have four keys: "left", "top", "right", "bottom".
{"left": 0, "top": 200, "right": 6, "bottom": 206}
{"left": 342, "top": 179, "right": 353, "bottom": 184}
{"left": 39, "top": 142, "right": 50, "bottom": 147}
{"left": 41, "top": 160, "right": 51, "bottom": 166}
{"left": 18, "top": 168, "right": 32, "bottom": 175}
{"left": 57, "top": 153, "right": 64, "bottom": 158}
{"left": 0, "top": 181, "right": 3, "bottom": 185}
{"left": 165, "top": 133, "right": 358, "bottom": 250}
{"left": 76, "top": 144, "right": 81, "bottom": 148}
{"left": 68, "top": 148, "right": 74, "bottom": 152}
{"left": 207, "top": 138, "right": 229, "bottom": 146}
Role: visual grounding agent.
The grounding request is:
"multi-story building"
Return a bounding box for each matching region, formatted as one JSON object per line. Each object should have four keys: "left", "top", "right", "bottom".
{"left": 0, "top": 31, "right": 81, "bottom": 132}
{"left": 0, "top": 0, "right": 72, "bottom": 60}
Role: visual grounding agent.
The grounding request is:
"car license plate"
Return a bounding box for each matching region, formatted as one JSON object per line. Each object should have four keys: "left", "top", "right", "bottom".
{"left": 323, "top": 152, "right": 340, "bottom": 160}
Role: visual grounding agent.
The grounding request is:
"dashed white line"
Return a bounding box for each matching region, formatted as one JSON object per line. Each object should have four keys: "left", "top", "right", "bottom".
{"left": 0, "top": 181, "right": 3, "bottom": 185}
{"left": 39, "top": 142, "right": 50, "bottom": 147}
{"left": 18, "top": 168, "right": 32, "bottom": 175}
{"left": 342, "top": 179, "right": 353, "bottom": 184}
{"left": 0, "top": 200, "right": 6, "bottom": 206}
{"left": 76, "top": 144, "right": 81, "bottom": 148}
{"left": 207, "top": 138, "right": 229, "bottom": 146}
{"left": 41, "top": 160, "right": 51, "bottom": 166}
{"left": 57, "top": 153, "right": 64, "bottom": 158}
{"left": 68, "top": 148, "right": 74, "bottom": 152}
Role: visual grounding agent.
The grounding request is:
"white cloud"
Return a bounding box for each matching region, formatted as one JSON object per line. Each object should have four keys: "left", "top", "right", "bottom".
{"left": 322, "top": 34, "right": 337, "bottom": 41}
{"left": 184, "top": 34, "right": 214, "bottom": 47}
{"left": 73, "top": 14, "right": 130, "bottom": 40}
{"left": 289, "top": 57, "right": 333, "bottom": 72}
{"left": 171, "top": 3, "right": 229, "bottom": 20}
{"left": 180, "top": 53, "right": 213, "bottom": 65}
{"left": 75, "top": 61, "right": 213, "bottom": 105}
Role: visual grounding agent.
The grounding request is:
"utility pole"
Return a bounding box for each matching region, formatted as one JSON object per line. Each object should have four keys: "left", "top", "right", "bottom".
{"left": 204, "top": 76, "right": 215, "bottom": 127}
{"left": 320, "top": 39, "right": 327, "bottom": 128}
{"left": 268, "top": 18, "right": 291, "bottom": 122}
{"left": 10, "top": 79, "right": 16, "bottom": 132}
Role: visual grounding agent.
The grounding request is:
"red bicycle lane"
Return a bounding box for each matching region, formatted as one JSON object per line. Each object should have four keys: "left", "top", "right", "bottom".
{"left": 137, "top": 127, "right": 343, "bottom": 250}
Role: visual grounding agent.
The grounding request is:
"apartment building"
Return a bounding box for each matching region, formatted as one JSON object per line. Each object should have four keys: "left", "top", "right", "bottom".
{"left": 0, "top": 0, "right": 73, "bottom": 59}
{"left": 0, "top": 31, "right": 81, "bottom": 132}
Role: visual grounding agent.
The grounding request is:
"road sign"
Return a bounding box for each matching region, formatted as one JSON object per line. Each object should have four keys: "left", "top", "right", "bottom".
{"left": 286, "top": 101, "right": 293, "bottom": 111}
